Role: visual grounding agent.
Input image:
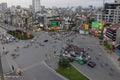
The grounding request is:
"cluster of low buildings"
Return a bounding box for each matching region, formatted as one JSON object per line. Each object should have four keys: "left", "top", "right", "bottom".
{"left": 0, "top": 0, "right": 120, "bottom": 55}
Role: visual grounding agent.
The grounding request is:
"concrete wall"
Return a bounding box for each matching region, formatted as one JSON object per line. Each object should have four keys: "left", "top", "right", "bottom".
{"left": 116, "top": 28, "right": 120, "bottom": 45}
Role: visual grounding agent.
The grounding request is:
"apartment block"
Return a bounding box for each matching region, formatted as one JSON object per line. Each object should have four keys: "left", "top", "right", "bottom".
{"left": 103, "top": 3, "right": 120, "bottom": 23}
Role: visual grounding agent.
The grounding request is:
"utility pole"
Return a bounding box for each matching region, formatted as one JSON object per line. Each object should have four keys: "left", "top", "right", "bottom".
{"left": 0, "top": 53, "right": 4, "bottom": 80}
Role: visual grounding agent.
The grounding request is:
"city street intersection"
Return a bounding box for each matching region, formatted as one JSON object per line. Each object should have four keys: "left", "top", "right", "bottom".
{"left": 1, "top": 31, "right": 120, "bottom": 80}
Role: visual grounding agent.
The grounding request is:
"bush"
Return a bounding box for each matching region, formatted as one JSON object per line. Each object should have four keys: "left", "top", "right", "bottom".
{"left": 106, "top": 44, "right": 111, "bottom": 50}
{"left": 58, "top": 58, "right": 70, "bottom": 68}
{"left": 7, "top": 30, "right": 34, "bottom": 40}
{"left": 118, "top": 57, "right": 120, "bottom": 61}
{"left": 98, "top": 35, "right": 103, "bottom": 40}
{"left": 16, "top": 30, "right": 22, "bottom": 34}
{"left": 103, "top": 40, "right": 108, "bottom": 46}
{"left": 103, "top": 40, "right": 111, "bottom": 50}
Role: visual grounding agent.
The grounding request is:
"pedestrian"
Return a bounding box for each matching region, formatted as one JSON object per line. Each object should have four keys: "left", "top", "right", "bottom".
{"left": 60, "top": 50, "right": 62, "bottom": 53}
{"left": 18, "top": 71, "right": 22, "bottom": 76}
{"left": 109, "top": 50, "right": 112, "bottom": 55}
{"left": 45, "top": 54, "right": 47, "bottom": 57}
{"left": 17, "top": 46, "right": 19, "bottom": 49}
{"left": 86, "top": 53, "right": 88, "bottom": 55}
{"left": 54, "top": 51, "right": 56, "bottom": 54}
{"left": 112, "top": 45, "right": 115, "bottom": 51}
{"left": 3, "top": 46, "right": 4, "bottom": 50}
{"left": 87, "top": 47, "right": 90, "bottom": 51}
{"left": 16, "top": 68, "right": 22, "bottom": 76}
{"left": 11, "top": 65, "right": 14, "bottom": 71}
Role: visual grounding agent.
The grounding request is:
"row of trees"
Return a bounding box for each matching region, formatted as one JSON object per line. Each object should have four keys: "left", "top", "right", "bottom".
{"left": 7, "top": 30, "right": 34, "bottom": 40}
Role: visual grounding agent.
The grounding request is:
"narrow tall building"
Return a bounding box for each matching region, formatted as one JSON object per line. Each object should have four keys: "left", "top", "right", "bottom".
{"left": 115, "top": 0, "right": 120, "bottom": 3}
{"left": 32, "top": 0, "right": 41, "bottom": 13}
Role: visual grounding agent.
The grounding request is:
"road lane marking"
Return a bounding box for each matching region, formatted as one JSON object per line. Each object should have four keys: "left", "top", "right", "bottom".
{"left": 22, "top": 61, "right": 44, "bottom": 71}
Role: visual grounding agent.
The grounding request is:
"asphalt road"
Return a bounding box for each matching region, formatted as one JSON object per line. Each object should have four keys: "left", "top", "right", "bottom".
{"left": 43, "top": 31, "right": 120, "bottom": 80}
{"left": 1, "top": 30, "right": 120, "bottom": 80}
{"left": 2, "top": 31, "right": 66, "bottom": 80}
{"left": 71, "top": 34, "right": 120, "bottom": 80}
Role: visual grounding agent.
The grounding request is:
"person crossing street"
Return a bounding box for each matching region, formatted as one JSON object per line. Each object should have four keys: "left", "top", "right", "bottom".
{"left": 16, "top": 67, "right": 22, "bottom": 76}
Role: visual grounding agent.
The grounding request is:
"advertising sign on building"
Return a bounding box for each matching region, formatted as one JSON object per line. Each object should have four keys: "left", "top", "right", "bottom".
{"left": 84, "top": 24, "right": 89, "bottom": 30}
{"left": 50, "top": 21, "right": 58, "bottom": 27}
{"left": 91, "top": 21, "right": 103, "bottom": 36}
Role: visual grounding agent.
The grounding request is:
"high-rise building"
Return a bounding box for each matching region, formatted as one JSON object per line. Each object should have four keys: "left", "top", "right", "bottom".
{"left": 16, "top": 5, "right": 21, "bottom": 9}
{"left": 0, "top": 4, "right": 2, "bottom": 10}
{"left": 29, "top": 5, "right": 33, "bottom": 9}
{"left": 0, "top": 3, "right": 7, "bottom": 10}
{"left": 32, "top": 0, "right": 41, "bottom": 13}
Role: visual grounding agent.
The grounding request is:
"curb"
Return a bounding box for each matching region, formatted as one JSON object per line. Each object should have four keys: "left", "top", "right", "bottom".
{"left": 43, "top": 61, "right": 68, "bottom": 80}
{"left": 70, "top": 63, "right": 92, "bottom": 80}
{"left": 5, "top": 54, "right": 13, "bottom": 73}
{"left": 99, "top": 45, "right": 120, "bottom": 71}
{"left": 4, "top": 71, "right": 14, "bottom": 75}
{"left": 5, "top": 53, "right": 20, "bottom": 77}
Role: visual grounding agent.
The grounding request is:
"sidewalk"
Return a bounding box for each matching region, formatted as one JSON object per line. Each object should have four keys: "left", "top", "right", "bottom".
{"left": 99, "top": 45, "right": 120, "bottom": 71}
{"left": 85, "top": 35, "right": 120, "bottom": 71}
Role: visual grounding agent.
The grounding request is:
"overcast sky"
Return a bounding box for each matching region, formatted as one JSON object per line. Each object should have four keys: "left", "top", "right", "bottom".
{"left": 0, "top": 0, "right": 115, "bottom": 8}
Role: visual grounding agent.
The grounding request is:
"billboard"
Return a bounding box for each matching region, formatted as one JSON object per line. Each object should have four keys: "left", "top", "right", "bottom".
{"left": 84, "top": 24, "right": 89, "bottom": 30}
{"left": 91, "top": 21, "right": 104, "bottom": 36}
{"left": 50, "top": 21, "right": 58, "bottom": 27}
{"left": 92, "top": 21, "right": 103, "bottom": 30}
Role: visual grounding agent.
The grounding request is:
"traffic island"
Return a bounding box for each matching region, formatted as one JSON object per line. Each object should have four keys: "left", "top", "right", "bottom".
{"left": 56, "top": 58, "right": 89, "bottom": 80}
{"left": 56, "top": 64, "right": 89, "bottom": 80}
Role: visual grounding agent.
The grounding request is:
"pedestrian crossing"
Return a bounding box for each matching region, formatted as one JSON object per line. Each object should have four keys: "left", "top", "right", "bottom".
{"left": 4, "top": 76, "right": 19, "bottom": 78}
{"left": 4, "top": 76, "right": 20, "bottom": 80}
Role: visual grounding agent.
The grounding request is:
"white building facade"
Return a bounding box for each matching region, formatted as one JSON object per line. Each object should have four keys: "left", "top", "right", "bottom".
{"left": 32, "top": 0, "right": 41, "bottom": 13}
{"left": 104, "top": 3, "right": 120, "bottom": 23}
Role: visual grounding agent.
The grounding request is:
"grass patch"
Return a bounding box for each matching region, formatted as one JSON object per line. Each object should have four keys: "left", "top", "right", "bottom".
{"left": 56, "top": 64, "right": 89, "bottom": 80}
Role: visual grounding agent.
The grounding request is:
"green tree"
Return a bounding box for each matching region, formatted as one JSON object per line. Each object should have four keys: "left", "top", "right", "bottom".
{"left": 89, "top": 18, "right": 95, "bottom": 24}
{"left": 118, "top": 57, "right": 120, "bottom": 67}
{"left": 58, "top": 58, "right": 70, "bottom": 68}
{"left": 103, "top": 40, "right": 111, "bottom": 50}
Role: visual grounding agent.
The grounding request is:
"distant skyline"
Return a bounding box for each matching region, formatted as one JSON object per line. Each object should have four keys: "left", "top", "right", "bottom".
{"left": 0, "top": 0, "right": 115, "bottom": 8}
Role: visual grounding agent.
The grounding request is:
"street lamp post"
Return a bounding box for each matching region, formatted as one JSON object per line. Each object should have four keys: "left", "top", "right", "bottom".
{"left": 0, "top": 52, "right": 4, "bottom": 80}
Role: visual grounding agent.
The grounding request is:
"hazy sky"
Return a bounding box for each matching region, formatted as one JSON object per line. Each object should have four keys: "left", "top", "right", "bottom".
{"left": 0, "top": 0, "right": 115, "bottom": 8}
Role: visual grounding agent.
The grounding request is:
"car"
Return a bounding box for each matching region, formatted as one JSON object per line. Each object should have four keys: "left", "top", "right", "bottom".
{"left": 70, "top": 53, "right": 76, "bottom": 57}
{"left": 44, "top": 40, "right": 48, "bottom": 42}
{"left": 87, "top": 61, "right": 96, "bottom": 68}
{"left": 73, "top": 57, "right": 84, "bottom": 65}
{"left": 78, "top": 59, "right": 84, "bottom": 65}
{"left": 82, "top": 55, "right": 91, "bottom": 63}
{"left": 73, "top": 57, "right": 80, "bottom": 61}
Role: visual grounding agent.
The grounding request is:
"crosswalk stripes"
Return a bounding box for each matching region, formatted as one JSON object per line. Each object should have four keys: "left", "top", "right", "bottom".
{"left": 4, "top": 76, "right": 20, "bottom": 78}
{"left": 4, "top": 76, "right": 21, "bottom": 80}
